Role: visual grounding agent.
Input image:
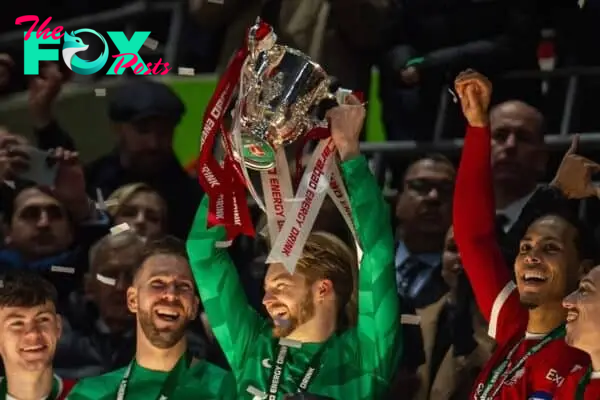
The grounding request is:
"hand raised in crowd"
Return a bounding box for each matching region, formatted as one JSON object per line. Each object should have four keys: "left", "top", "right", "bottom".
{"left": 29, "top": 62, "right": 63, "bottom": 127}
{"left": 454, "top": 69, "right": 492, "bottom": 127}
{"left": 550, "top": 134, "right": 600, "bottom": 199}
{"left": 0, "top": 129, "right": 30, "bottom": 180}
{"left": 327, "top": 94, "right": 365, "bottom": 162}
{"left": 51, "top": 147, "right": 92, "bottom": 221}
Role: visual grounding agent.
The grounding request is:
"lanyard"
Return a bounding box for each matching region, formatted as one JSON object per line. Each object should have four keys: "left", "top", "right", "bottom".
{"left": 479, "top": 324, "right": 565, "bottom": 399}
{"left": 116, "top": 352, "right": 192, "bottom": 400}
{"left": 575, "top": 366, "right": 593, "bottom": 400}
{"left": 0, "top": 375, "right": 60, "bottom": 399}
{"left": 266, "top": 340, "right": 330, "bottom": 397}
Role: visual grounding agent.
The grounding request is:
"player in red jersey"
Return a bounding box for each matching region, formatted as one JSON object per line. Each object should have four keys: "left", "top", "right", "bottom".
{"left": 0, "top": 271, "right": 76, "bottom": 399}
{"left": 453, "top": 70, "right": 592, "bottom": 400}
{"left": 554, "top": 265, "right": 600, "bottom": 399}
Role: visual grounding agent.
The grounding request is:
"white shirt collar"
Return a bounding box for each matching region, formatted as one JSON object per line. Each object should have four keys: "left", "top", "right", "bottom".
{"left": 496, "top": 190, "right": 536, "bottom": 232}
{"left": 6, "top": 394, "right": 48, "bottom": 400}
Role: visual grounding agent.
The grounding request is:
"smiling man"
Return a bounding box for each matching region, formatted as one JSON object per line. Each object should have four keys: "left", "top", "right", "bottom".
{"left": 187, "top": 98, "right": 401, "bottom": 399}
{"left": 0, "top": 271, "right": 75, "bottom": 400}
{"left": 453, "top": 71, "right": 592, "bottom": 399}
{"left": 553, "top": 266, "right": 600, "bottom": 399}
{"left": 67, "top": 236, "right": 234, "bottom": 399}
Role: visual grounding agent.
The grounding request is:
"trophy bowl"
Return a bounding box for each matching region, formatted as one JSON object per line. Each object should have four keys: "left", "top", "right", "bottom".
{"left": 230, "top": 34, "right": 338, "bottom": 171}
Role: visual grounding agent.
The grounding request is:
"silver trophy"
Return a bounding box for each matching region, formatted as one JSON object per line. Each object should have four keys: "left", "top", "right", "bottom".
{"left": 231, "top": 20, "right": 350, "bottom": 171}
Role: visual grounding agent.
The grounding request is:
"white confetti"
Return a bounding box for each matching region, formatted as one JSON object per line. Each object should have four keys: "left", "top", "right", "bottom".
{"left": 448, "top": 88, "right": 458, "bottom": 103}
{"left": 94, "top": 88, "right": 106, "bottom": 97}
{"left": 177, "top": 67, "right": 195, "bottom": 76}
{"left": 95, "top": 188, "right": 106, "bottom": 210}
{"left": 51, "top": 265, "right": 75, "bottom": 274}
{"left": 215, "top": 240, "right": 232, "bottom": 248}
{"left": 279, "top": 337, "right": 302, "bottom": 348}
{"left": 207, "top": 0, "right": 225, "bottom": 4}
{"left": 401, "top": 314, "right": 421, "bottom": 326}
{"left": 246, "top": 386, "right": 266, "bottom": 400}
{"left": 3, "top": 180, "right": 15, "bottom": 189}
{"left": 143, "top": 37, "right": 159, "bottom": 50}
{"left": 110, "top": 222, "right": 131, "bottom": 235}
{"left": 96, "top": 273, "right": 116, "bottom": 286}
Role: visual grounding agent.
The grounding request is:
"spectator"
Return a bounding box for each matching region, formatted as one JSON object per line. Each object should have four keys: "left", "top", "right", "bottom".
{"left": 105, "top": 183, "right": 167, "bottom": 240}
{"left": 55, "top": 230, "right": 209, "bottom": 379}
{"left": 394, "top": 154, "right": 454, "bottom": 308}
{"left": 486, "top": 100, "right": 580, "bottom": 266}
{"left": 414, "top": 226, "right": 495, "bottom": 400}
{"left": 0, "top": 271, "right": 76, "bottom": 399}
{"left": 0, "top": 144, "right": 109, "bottom": 311}
{"left": 29, "top": 63, "right": 203, "bottom": 239}
{"left": 379, "top": 0, "right": 541, "bottom": 140}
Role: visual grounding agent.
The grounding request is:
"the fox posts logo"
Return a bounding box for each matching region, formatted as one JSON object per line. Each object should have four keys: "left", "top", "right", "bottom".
{"left": 62, "top": 29, "right": 109, "bottom": 75}
{"left": 16, "top": 15, "right": 172, "bottom": 76}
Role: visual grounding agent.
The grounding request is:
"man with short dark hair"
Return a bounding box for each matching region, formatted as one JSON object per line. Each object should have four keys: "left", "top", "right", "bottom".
{"left": 67, "top": 236, "right": 234, "bottom": 399}
{"left": 395, "top": 153, "right": 455, "bottom": 308}
{"left": 453, "top": 70, "right": 591, "bottom": 399}
{"left": 0, "top": 271, "right": 76, "bottom": 399}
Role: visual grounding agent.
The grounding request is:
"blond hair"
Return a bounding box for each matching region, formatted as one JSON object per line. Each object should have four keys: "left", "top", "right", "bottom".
{"left": 296, "top": 231, "right": 358, "bottom": 330}
{"left": 105, "top": 183, "right": 167, "bottom": 222}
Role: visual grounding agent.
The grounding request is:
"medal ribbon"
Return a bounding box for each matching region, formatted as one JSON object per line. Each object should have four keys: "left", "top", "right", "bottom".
{"left": 0, "top": 374, "right": 61, "bottom": 400}
{"left": 479, "top": 324, "right": 565, "bottom": 399}
{"left": 115, "top": 352, "right": 192, "bottom": 400}
{"left": 265, "top": 341, "right": 331, "bottom": 399}
{"left": 576, "top": 365, "right": 593, "bottom": 400}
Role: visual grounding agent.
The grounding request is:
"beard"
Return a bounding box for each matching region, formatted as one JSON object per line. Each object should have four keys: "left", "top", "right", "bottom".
{"left": 272, "top": 292, "right": 316, "bottom": 338}
{"left": 138, "top": 300, "right": 188, "bottom": 349}
{"left": 519, "top": 292, "right": 541, "bottom": 309}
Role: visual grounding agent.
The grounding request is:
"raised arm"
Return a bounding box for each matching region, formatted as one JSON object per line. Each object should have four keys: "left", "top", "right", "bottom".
{"left": 344, "top": 156, "right": 401, "bottom": 378}
{"left": 453, "top": 71, "right": 526, "bottom": 344}
{"left": 328, "top": 99, "right": 400, "bottom": 381}
{"left": 186, "top": 197, "right": 264, "bottom": 379}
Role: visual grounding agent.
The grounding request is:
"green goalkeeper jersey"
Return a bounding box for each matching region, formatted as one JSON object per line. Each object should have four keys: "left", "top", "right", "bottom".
{"left": 66, "top": 358, "right": 235, "bottom": 399}
{"left": 186, "top": 155, "right": 401, "bottom": 400}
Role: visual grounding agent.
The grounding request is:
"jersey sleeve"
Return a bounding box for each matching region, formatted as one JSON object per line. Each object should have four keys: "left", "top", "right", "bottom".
{"left": 453, "top": 125, "right": 527, "bottom": 344}
{"left": 342, "top": 155, "right": 401, "bottom": 380}
{"left": 186, "top": 197, "right": 264, "bottom": 380}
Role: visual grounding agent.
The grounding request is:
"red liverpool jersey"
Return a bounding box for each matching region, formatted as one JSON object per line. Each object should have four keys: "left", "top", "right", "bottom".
{"left": 454, "top": 125, "right": 590, "bottom": 400}
{"left": 555, "top": 365, "right": 600, "bottom": 399}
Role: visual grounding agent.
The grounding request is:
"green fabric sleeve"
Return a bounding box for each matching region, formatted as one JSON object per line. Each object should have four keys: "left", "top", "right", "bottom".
{"left": 186, "top": 197, "right": 265, "bottom": 381}
{"left": 341, "top": 155, "right": 401, "bottom": 381}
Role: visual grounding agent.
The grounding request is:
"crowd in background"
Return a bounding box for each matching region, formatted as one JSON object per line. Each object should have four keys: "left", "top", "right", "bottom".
{"left": 2, "top": 0, "right": 600, "bottom": 399}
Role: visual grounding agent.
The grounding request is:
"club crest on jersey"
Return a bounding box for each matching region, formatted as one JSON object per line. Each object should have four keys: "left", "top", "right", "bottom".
{"left": 527, "top": 391, "right": 553, "bottom": 400}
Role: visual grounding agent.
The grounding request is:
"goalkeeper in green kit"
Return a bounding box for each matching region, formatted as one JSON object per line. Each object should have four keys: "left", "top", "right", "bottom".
{"left": 186, "top": 97, "right": 401, "bottom": 399}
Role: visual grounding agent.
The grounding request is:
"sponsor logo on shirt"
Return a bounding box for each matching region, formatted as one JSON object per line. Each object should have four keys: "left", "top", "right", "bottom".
{"left": 527, "top": 391, "right": 553, "bottom": 400}
{"left": 546, "top": 369, "right": 565, "bottom": 387}
{"left": 262, "top": 358, "right": 273, "bottom": 369}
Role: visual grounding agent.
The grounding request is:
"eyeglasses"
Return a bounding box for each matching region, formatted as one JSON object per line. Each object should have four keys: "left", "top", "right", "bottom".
{"left": 405, "top": 178, "right": 454, "bottom": 198}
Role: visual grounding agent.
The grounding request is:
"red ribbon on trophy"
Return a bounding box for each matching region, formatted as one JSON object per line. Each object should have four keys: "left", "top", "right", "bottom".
{"left": 196, "top": 22, "right": 274, "bottom": 241}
